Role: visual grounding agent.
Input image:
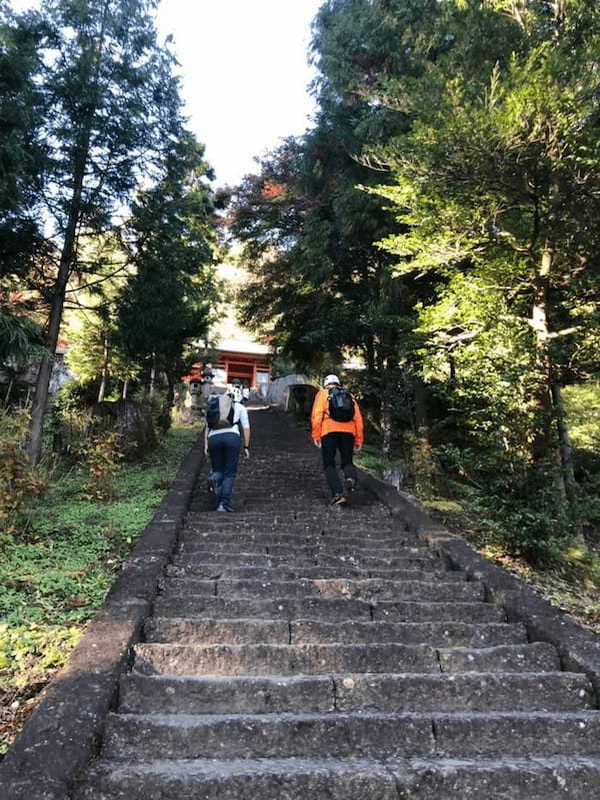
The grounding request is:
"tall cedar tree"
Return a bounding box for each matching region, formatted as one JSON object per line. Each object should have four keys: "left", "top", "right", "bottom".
{"left": 0, "top": 3, "right": 47, "bottom": 371}
{"left": 311, "top": 0, "right": 600, "bottom": 504}
{"left": 26, "top": 0, "right": 184, "bottom": 463}
{"left": 116, "top": 134, "right": 217, "bottom": 400}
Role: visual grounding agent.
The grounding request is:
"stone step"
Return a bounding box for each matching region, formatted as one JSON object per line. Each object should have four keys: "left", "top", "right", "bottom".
{"left": 162, "top": 577, "right": 481, "bottom": 603}
{"left": 132, "top": 642, "right": 441, "bottom": 676}
{"left": 77, "top": 757, "right": 399, "bottom": 800}
{"left": 180, "top": 531, "right": 408, "bottom": 547}
{"left": 145, "top": 617, "right": 525, "bottom": 648}
{"left": 334, "top": 671, "right": 595, "bottom": 713}
{"left": 119, "top": 673, "right": 334, "bottom": 714}
{"left": 290, "top": 620, "right": 527, "bottom": 647}
{"left": 165, "top": 563, "right": 448, "bottom": 581}
{"left": 153, "top": 594, "right": 504, "bottom": 623}
{"left": 372, "top": 600, "right": 505, "bottom": 623}
{"left": 436, "top": 642, "right": 559, "bottom": 673}
{"left": 172, "top": 551, "right": 308, "bottom": 567}
{"left": 173, "top": 548, "right": 429, "bottom": 567}
{"left": 178, "top": 540, "right": 427, "bottom": 557}
{"left": 101, "top": 711, "right": 433, "bottom": 760}
{"left": 152, "top": 595, "right": 374, "bottom": 621}
{"left": 119, "top": 671, "right": 594, "bottom": 716}
{"left": 77, "top": 754, "right": 600, "bottom": 799}
{"left": 318, "top": 553, "right": 432, "bottom": 569}
{"left": 101, "top": 711, "right": 600, "bottom": 761}
{"left": 145, "top": 617, "right": 291, "bottom": 645}
{"left": 389, "top": 755, "right": 600, "bottom": 798}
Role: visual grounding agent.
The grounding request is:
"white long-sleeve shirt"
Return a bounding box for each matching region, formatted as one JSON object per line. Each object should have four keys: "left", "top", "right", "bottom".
{"left": 207, "top": 402, "right": 250, "bottom": 438}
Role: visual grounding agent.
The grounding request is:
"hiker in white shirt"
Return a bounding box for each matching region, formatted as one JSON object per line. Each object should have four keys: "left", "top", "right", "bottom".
{"left": 204, "top": 392, "right": 250, "bottom": 512}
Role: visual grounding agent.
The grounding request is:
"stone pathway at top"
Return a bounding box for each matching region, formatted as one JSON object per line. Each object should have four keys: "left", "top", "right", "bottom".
{"left": 78, "top": 407, "right": 600, "bottom": 799}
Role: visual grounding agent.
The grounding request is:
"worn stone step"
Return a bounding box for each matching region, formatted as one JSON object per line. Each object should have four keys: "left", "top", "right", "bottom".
{"left": 145, "top": 617, "right": 525, "bottom": 648}
{"left": 101, "top": 711, "right": 435, "bottom": 760}
{"left": 77, "top": 757, "right": 399, "bottom": 800}
{"left": 178, "top": 540, "right": 316, "bottom": 556}
{"left": 119, "top": 670, "right": 594, "bottom": 716}
{"left": 333, "top": 671, "right": 595, "bottom": 713}
{"left": 144, "top": 617, "right": 291, "bottom": 645}
{"left": 172, "top": 551, "right": 307, "bottom": 568}
{"left": 173, "top": 548, "right": 429, "bottom": 567}
{"left": 101, "top": 710, "right": 600, "bottom": 762}
{"left": 388, "top": 755, "right": 600, "bottom": 798}
{"left": 119, "top": 673, "right": 335, "bottom": 714}
{"left": 186, "top": 511, "right": 357, "bottom": 523}
{"left": 372, "top": 600, "right": 505, "bottom": 623}
{"left": 178, "top": 541, "right": 426, "bottom": 558}
{"left": 132, "top": 642, "right": 440, "bottom": 676}
{"left": 162, "top": 577, "right": 480, "bottom": 603}
{"left": 438, "top": 642, "right": 559, "bottom": 673}
{"left": 317, "top": 553, "right": 431, "bottom": 569}
{"left": 290, "top": 620, "right": 526, "bottom": 647}
{"left": 165, "top": 563, "right": 444, "bottom": 581}
{"left": 180, "top": 531, "right": 408, "bottom": 548}
{"left": 152, "top": 595, "right": 373, "bottom": 621}
{"left": 430, "top": 712, "right": 600, "bottom": 757}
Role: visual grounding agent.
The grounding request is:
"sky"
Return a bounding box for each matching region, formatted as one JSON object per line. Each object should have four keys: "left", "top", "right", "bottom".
{"left": 10, "top": 0, "right": 324, "bottom": 187}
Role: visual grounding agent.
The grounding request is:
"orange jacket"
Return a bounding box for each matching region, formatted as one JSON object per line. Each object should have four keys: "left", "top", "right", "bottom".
{"left": 311, "top": 388, "right": 364, "bottom": 446}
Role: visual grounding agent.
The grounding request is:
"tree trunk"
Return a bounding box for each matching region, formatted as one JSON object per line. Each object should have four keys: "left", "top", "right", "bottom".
{"left": 530, "top": 244, "right": 566, "bottom": 497}
{"left": 27, "top": 1, "right": 111, "bottom": 464}
{"left": 28, "top": 214, "right": 79, "bottom": 464}
{"left": 97, "top": 333, "right": 110, "bottom": 403}
{"left": 550, "top": 380, "right": 577, "bottom": 502}
{"left": 4, "top": 378, "right": 14, "bottom": 408}
{"left": 122, "top": 379, "right": 129, "bottom": 400}
{"left": 381, "top": 391, "right": 393, "bottom": 459}
{"left": 149, "top": 353, "right": 157, "bottom": 397}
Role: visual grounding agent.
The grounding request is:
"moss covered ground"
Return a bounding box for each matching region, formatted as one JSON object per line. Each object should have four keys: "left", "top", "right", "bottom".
{"left": 0, "top": 424, "right": 200, "bottom": 756}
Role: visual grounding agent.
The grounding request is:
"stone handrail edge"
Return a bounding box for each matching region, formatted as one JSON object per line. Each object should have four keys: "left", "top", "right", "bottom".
{"left": 358, "top": 469, "right": 600, "bottom": 707}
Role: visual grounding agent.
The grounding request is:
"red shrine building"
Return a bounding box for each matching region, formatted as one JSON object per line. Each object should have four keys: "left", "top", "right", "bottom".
{"left": 183, "top": 259, "right": 271, "bottom": 392}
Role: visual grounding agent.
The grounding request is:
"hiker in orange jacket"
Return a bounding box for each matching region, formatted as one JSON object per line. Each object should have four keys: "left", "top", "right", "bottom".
{"left": 311, "top": 374, "right": 364, "bottom": 505}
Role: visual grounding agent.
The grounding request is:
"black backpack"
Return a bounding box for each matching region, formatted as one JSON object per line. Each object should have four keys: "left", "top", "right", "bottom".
{"left": 328, "top": 387, "right": 355, "bottom": 423}
{"left": 206, "top": 393, "right": 235, "bottom": 430}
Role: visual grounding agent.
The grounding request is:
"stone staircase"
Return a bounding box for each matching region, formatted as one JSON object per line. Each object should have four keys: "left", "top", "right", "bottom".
{"left": 77, "top": 407, "right": 600, "bottom": 798}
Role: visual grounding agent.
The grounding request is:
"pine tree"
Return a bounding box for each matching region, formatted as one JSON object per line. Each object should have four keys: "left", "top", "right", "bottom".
{"left": 116, "top": 134, "right": 217, "bottom": 400}
{"left": 26, "top": 0, "right": 185, "bottom": 463}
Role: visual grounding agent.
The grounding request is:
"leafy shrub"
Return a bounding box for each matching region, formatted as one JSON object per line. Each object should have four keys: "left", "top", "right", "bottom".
{"left": 82, "top": 430, "right": 125, "bottom": 501}
{"left": 0, "top": 409, "right": 47, "bottom": 532}
{"left": 0, "top": 622, "right": 80, "bottom": 684}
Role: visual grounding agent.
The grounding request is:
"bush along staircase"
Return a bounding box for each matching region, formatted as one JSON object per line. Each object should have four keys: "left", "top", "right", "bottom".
{"left": 76, "top": 408, "right": 600, "bottom": 799}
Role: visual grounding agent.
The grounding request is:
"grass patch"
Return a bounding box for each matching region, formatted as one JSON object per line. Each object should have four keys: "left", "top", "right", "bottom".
{"left": 356, "top": 443, "right": 600, "bottom": 634}
{"left": 0, "top": 423, "right": 200, "bottom": 757}
{"left": 420, "top": 492, "right": 600, "bottom": 635}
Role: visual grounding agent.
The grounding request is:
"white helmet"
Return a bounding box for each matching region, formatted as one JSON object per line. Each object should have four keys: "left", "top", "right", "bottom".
{"left": 324, "top": 374, "right": 340, "bottom": 387}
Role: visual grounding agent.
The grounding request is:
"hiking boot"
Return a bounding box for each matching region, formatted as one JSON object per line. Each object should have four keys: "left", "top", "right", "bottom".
{"left": 330, "top": 494, "right": 348, "bottom": 506}
{"left": 345, "top": 476, "right": 357, "bottom": 493}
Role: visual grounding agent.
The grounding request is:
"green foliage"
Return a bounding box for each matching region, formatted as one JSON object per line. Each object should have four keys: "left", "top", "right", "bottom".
{"left": 0, "top": 409, "right": 47, "bottom": 532}
{"left": 82, "top": 430, "right": 125, "bottom": 501}
{"left": 563, "top": 383, "right": 600, "bottom": 452}
{"left": 0, "top": 623, "right": 81, "bottom": 683}
{"left": 0, "top": 423, "right": 199, "bottom": 753}
{"left": 116, "top": 134, "right": 218, "bottom": 387}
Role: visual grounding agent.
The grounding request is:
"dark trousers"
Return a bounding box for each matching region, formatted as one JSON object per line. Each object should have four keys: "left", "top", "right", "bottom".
{"left": 208, "top": 432, "right": 241, "bottom": 507}
{"left": 321, "top": 431, "right": 358, "bottom": 497}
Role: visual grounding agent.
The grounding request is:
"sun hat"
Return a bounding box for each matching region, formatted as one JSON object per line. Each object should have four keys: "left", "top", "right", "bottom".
{"left": 323, "top": 374, "right": 341, "bottom": 387}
